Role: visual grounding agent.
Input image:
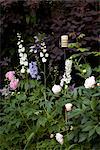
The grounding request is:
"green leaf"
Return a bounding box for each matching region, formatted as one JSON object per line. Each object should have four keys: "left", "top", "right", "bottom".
{"left": 90, "top": 99, "right": 98, "bottom": 110}
{"left": 96, "top": 126, "right": 100, "bottom": 135}
{"left": 70, "top": 109, "right": 83, "bottom": 118}
{"left": 37, "top": 117, "right": 47, "bottom": 127}
{"left": 77, "top": 48, "right": 88, "bottom": 52}
{"left": 79, "top": 133, "right": 87, "bottom": 142}
{"left": 68, "top": 42, "right": 79, "bottom": 48}
{"left": 67, "top": 132, "right": 75, "bottom": 141}
{"left": 89, "top": 128, "right": 95, "bottom": 137}
{"left": 82, "top": 126, "right": 93, "bottom": 132}
{"left": 24, "top": 132, "right": 34, "bottom": 150}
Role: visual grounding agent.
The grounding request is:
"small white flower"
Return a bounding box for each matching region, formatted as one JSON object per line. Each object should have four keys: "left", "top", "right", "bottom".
{"left": 55, "top": 133, "right": 64, "bottom": 145}
{"left": 21, "top": 53, "right": 27, "bottom": 61}
{"left": 40, "top": 52, "right": 44, "bottom": 57}
{"left": 60, "top": 78, "right": 64, "bottom": 87}
{"left": 42, "top": 57, "right": 47, "bottom": 63}
{"left": 24, "top": 61, "right": 28, "bottom": 66}
{"left": 65, "top": 103, "right": 73, "bottom": 111}
{"left": 21, "top": 40, "right": 23, "bottom": 42}
{"left": 43, "top": 48, "right": 47, "bottom": 53}
{"left": 27, "top": 68, "right": 30, "bottom": 74}
{"left": 20, "top": 59, "right": 24, "bottom": 65}
{"left": 41, "top": 42, "right": 45, "bottom": 46}
{"left": 84, "top": 76, "right": 96, "bottom": 89}
{"left": 19, "top": 44, "right": 23, "bottom": 49}
{"left": 45, "top": 53, "right": 49, "bottom": 57}
{"left": 21, "top": 47, "right": 25, "bottom": 52}
{"left": 52, "top": 85, "right": 62, "bottom": 94}
{"left": 21, "top": 66, "right": 25, "bottom": 74}
{"left": 17, "top": 41, "right": 21, "bottom": 45}
{"left": 34, "top": 50, "right": 37, "bottom": 53}
{"left": 19, "top": 53, "right": 23, "bottom": 57}
{"left": 29, "top": 49, "right": 33, "bottom": 52}
{"left": 18, "top": 49, "right": 21, "bottom": 53}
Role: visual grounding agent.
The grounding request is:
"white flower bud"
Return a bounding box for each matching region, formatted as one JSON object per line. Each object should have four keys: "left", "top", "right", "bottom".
{"left": 52, "top": 85, "right": 62, "bottom": 94}
{"left": 55, "top": 133, "right": 64, "bottom": 145}
{"left": 45, "top": 53, "right": 49, "bottom": 57}
{"left": 21, "top": 66, "right": 25, "bottom": 74}
{"left": 40, "top": 52, "right": 44, "bottom": 57}
{"left": 65, "top": 103, "right": 73, "bottom": 111}
{"left": 50, "top": 134, "right": 54, "bottom": 139}
{"left": 84, "top": 76, "right": 96, "bottom": 88}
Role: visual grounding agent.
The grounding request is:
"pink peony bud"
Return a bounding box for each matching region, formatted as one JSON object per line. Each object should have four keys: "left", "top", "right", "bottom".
{"left": 9, "top": 79, "right": 19, "bottom": 90}
{"left": 5, "top": 71, "right": 15, "bottom": 81}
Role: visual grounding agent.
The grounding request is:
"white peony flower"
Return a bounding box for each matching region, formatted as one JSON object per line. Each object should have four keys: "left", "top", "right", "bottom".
{"left": 42, "top": 57, "right": 47, "bottom": 63}
{"left": 65, "top": 103, "right": 73, "bottom": 111}
{"left": 52, "top": 85, "right": 62, "bottom": 94}
{"left": 55, "top": 133, "right": 64, "bottom": 145}
{"left": 84, "top": 76, "right": 96, "bottom": 88}
{"left": 40, "top": 52, "right": 44, "bottom": 57}
{"left": 21, "top": 66, "right": 25, "bottom": 74}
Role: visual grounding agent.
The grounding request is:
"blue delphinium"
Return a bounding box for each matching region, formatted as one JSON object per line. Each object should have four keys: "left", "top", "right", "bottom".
{"left": 29, "top": 61, "right": 40, "bottom": 80}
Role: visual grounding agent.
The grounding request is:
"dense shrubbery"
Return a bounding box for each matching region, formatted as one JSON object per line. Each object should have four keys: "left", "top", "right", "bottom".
{"left": 0, "top": 0, "right": 100, "bottom": 150}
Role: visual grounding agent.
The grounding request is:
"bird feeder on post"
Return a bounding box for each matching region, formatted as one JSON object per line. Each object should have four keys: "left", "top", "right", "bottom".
{"left": 61, "top": 35, "right": 68, "bottom": 60}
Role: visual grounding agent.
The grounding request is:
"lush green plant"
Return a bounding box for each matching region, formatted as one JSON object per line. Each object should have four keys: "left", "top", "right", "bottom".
{"left": 0, "top": 75, "right": 100, "bottom": 150}
{"left": 0, "top": 33, "right": 100, "bottom": 150}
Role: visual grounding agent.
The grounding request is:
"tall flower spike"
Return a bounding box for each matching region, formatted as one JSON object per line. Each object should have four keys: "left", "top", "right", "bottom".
{"left": 17, "top": 33, "right": 28, "bottom": 74}
{"left": 40, "top": 41, "right": 49, "bottom": 63}
{"left": 60, "top": 59, "right": 72, "bottom": 87}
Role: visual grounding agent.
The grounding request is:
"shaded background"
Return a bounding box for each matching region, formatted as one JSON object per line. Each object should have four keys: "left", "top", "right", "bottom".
{"left": 0, "top": 0, "right": 99, "bottom": 86}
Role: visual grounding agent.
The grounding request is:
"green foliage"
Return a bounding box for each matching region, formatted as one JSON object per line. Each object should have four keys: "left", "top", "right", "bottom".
{"left": 0, "top": 77, "right": 100, "bottom": 149}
